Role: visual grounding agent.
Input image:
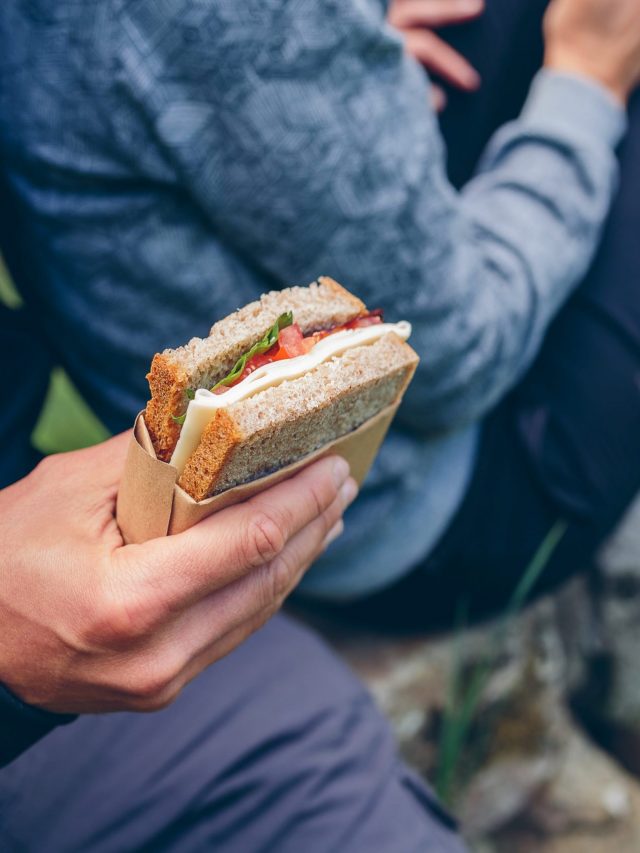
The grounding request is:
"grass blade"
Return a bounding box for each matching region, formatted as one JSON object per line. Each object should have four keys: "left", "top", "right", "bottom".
{"left": 435, "top": 521, "right": 567, "bottom": 804}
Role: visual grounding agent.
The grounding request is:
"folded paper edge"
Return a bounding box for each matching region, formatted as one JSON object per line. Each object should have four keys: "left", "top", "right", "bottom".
{"left": 117, "top": 398, "right": 404, "bottom": 543}
{"left": 115, "top": 415, "right": 178, "bottom": 544}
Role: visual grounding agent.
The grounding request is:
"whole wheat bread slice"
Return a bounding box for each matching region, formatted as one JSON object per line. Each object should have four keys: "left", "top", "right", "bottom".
{"left": 178, "top": 333, "right": 418, "bottom": 501}
{"left": 145, "top": 277, "right": 366, "bottom": 461}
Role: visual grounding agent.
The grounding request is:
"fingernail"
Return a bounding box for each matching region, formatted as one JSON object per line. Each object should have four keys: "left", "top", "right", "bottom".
{"left": 332, "top": 457, "right": 350, "bottom": 487}
{"left": 323, "top": 519, "right": 344, "bottom": 550}
{"left": 339, "top": 477, "right": 358, "bottom": 509}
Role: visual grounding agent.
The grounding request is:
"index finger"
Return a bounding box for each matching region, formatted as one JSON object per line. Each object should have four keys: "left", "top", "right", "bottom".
{"left": 117, "top": 454, "right": 351, "bottom": 609}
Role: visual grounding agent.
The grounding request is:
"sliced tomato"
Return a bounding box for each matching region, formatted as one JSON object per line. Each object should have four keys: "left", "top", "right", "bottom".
{"left": 214, "top": 311, "right": 385, "bottom": 393}
{"left": 223, "top": 345, "right": 279, "bottom": 389}
{"left": 273, "top": 323, "right": 307, "bottom": 359}
{"left": 246, "top": 351, "right": 275, "bottom": 371}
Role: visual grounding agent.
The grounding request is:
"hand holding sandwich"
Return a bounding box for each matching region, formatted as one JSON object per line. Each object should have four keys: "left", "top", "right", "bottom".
{"left": 0, "top": 432, "right": 356, "bottom": 714}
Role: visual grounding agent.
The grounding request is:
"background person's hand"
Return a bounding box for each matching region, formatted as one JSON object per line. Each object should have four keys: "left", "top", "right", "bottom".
{"left": 545, "top": 0, "right": 640, "bottom": 105}
{"left": 0, "top": 433, "right": 356, "bottom": 714}
{"left": 387, "top": 0, "right": 483, "bottom": 110}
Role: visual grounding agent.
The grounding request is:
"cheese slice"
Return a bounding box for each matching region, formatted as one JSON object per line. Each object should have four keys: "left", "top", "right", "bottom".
{"left": 170, "top": 321, "right": 412, "bottom": 474}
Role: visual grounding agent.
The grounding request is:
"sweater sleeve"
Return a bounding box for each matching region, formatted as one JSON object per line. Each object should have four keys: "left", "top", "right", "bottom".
{"left": 0, "top": 683, "right": 76, "bottom": 768}
{"left": 112, "top": 0, "right": 626, "bottom": 433}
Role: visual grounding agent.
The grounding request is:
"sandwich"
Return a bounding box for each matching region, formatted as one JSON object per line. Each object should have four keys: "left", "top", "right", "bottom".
{"left": 144, "top": 277, "right": 418, "bottom": 501}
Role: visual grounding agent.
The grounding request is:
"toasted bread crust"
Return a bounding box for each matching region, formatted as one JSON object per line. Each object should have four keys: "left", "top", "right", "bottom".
{"left": 316, "top": 276, "right": 366, "bottom": 317}
{"left": 144, "top": 354, "right": 189, "bottom": 462}
{"left": 177, "top": 410, "right": 242, "bottom": 501}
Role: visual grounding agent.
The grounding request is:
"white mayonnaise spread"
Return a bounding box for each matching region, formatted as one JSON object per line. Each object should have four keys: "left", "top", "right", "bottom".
{"left": 170, "top": 321, "right": 412, "bottom": 474}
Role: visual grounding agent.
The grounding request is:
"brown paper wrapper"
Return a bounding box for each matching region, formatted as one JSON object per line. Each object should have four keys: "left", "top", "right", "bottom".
{"left": 116, "top": 401, "right": 400, "bottom": 544}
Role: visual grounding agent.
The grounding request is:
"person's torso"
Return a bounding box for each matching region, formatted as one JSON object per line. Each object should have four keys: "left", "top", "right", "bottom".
{"left": 0, "top": 1, "right": 475, "bottom": 595}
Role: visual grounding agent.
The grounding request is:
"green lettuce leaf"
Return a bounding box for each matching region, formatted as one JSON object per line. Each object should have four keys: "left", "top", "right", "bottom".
{"left": 170, "top": 313, "right": 294, "bottom": 425}
{"left": 211, "top": 311, "right": 293, "bottom": 391}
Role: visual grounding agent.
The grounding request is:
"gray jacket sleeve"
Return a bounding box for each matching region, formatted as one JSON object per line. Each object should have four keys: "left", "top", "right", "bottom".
{"left": 114, "top": 0, "right": 626, "bottom": 433}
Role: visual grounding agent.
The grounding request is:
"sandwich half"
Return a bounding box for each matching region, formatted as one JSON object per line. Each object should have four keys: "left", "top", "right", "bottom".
{"left": 145, "top": 277, "right": 419, "bottom": 501}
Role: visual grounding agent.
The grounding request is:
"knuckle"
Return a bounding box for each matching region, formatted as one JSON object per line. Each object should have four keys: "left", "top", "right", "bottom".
{"left": 34, "top": 449, "right": 80, "bottom": 479}
{"left": 80, "top": 584, "right": 154, "bottom": 650}
{"left": 32, "top": 452, "right": 62, "bottom": 482}
{"left": 33, "top": 453, "right": 53, "bottom": 475}
{"left": 242, "top": 510, "right": 287, "bottom": 568}
{"left": 259, "top": 550, "right": 300, "bottom": 607}
{"left": 117, "top": 659, "right": 180, "bottom": 712}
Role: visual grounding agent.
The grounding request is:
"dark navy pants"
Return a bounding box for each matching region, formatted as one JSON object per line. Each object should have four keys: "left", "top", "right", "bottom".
{"left": 0, "top": 615, "right": 463, "bottom": 852}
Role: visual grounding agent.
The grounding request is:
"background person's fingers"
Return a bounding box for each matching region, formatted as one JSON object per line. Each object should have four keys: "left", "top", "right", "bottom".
{"left": 113, "top": 457, "right": 353, "bottom": 616}
{"left": 389, "top": 0, "right": 484, "bottom": 29}
{"left": 404, "top": 29, "right": 481, "bottom": 90}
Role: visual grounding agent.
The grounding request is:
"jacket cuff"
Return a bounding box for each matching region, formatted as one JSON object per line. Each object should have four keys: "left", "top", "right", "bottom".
{"left": 522, "top": 69, "right": 628, "bottom": 151}
{"left": 0, "top": 683, "right": 77, "bottom": 768}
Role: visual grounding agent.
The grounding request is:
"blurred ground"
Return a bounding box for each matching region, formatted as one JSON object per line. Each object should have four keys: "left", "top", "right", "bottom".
{"left": 301, "top": 571, "right": 640, "bottom": 853}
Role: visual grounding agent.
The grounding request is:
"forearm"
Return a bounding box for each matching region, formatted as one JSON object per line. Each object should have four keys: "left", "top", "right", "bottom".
{"left": 399, "top": 70, "right": 625, "bottom": 430}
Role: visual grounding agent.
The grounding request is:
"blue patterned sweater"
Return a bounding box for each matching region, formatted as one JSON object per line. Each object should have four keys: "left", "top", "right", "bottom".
{"left": 0, "top": 1, "right": 626, "bottom": 597}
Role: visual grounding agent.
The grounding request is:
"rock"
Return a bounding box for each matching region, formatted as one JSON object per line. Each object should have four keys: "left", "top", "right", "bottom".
{"left": 492, "top": 751, "right": 640, "bottom": 853}
{"left": 527, "top": 723, "right": 633, "bottom": 833}
{"left": 592, "top": 492, "right": 640, "bottom": 727}
{"left": 295, "top": 595, "right": 574, "bottom": 836}
{"left": 460, "top": 755, "right": 554, "bottom": 838}
{"left": 558, "top": 493, "right": 640, "bottom": 776}
{"left": 291, "top": 568, "right": 640, "bottom": 848}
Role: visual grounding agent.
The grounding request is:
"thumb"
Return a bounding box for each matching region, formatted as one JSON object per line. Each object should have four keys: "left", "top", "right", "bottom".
{"left": 117, "top": 455, "right": 352, "bottom": 612}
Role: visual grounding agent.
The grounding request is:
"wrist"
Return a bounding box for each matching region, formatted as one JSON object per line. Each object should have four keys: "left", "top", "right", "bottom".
{"left": 544, "top": 50, "right": 629, "bottom": 106}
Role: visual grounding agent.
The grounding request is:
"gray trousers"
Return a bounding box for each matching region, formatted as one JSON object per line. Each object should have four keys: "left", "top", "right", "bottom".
{"left": 0, "top": 615, "right": 465, "bottom": 852}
